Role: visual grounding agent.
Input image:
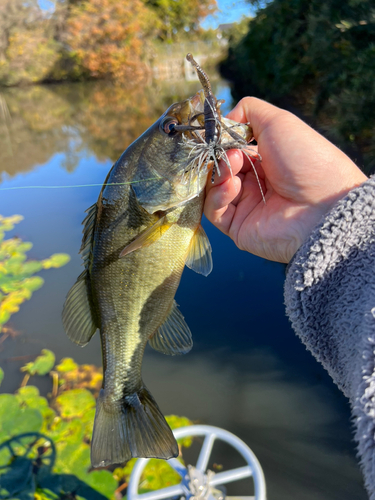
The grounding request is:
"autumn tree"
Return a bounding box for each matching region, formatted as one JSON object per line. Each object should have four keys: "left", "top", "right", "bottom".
{"left": 64, "top": 0, "right": 155, "bottom": 82}
{"left": 0, "top": 0, "right": 61, "bottom": 86}
{"left": 144, "top": 0, "right": 217, "bottom": 40}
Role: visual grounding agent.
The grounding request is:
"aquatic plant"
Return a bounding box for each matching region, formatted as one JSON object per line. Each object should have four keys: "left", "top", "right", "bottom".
{"left": 0, "top": 215, "right": 70, "bottom": 333}
{"left": 0, "top": 351, "right": 193, "bottom": 499}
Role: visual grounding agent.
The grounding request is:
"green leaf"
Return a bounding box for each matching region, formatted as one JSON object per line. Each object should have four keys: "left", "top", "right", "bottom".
{"left": 54, "top": 440, "right": 90, "bottom": 477}
{"left": 82, "top": 469, "right": 118, "bottom": 498}
{"left": 21, "top": 261, "right": 43, "bottom": 275}
{"left": 0, "top": 394, "right": 20, "bottom": 441}
{"left": 0, "top": 394, "right": 43, "bottom": 440}
{"left": 21, "top": 349, "right": 55, "bottom": 376}
{"left": 55, "top": 388, "right": 96, "bottom": 418}
{"left": 15, "top": 385, "right": 56, "bottom": 427}
{"left": 35, "top": 488, "right": 60, "bottom": 500}
{"left": 42, "top": 253, "right": 70, "bottom": 269}
{"left": 0, "top": 367, "right": 3, "bottom": 386}
{"left": 56, "top": 357, "right": 78, "bottom": 373}
{"left": 0, "top": 309, "right": 11, "bottom": 326}
{"left": 166, "top": 414, "right": 193, "bottom": 448}
{"left": 17, "top": 385, "right": 41, "bottom": 400}
{"left": 140, "top": 458, "right": 181, "bottom": 491}
{"left": 166, "top": 414, "right": 192, "bottom": 429}
{"left": 49, "top": 419, "right": 84, "bottom": 444}
{"left": 80, "top": 407, "right": 95, "bottom": 439}
{"left": 22, "top": 276, "right": 44, "bottom": 292}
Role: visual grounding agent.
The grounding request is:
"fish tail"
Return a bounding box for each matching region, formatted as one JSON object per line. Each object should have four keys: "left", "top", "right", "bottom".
{"left": 91, "top": 387, "right": 178, "bottom": 467}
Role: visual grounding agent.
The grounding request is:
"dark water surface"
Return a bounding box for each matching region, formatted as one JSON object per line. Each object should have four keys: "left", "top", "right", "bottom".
{"left": 0, "top": 80, "right": 367, "bottom": 500}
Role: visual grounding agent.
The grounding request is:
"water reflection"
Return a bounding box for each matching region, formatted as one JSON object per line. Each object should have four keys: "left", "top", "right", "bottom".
{"left": 0, "top": 79, "right": 225, "bottom": 180}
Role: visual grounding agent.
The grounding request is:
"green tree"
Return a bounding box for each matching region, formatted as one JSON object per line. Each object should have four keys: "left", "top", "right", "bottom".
{"left": 222, "top": 0, "right": 375, "bottom": 172}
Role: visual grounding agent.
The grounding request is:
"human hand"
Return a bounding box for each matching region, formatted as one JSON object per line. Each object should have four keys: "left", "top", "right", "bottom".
{"left": 204, "top": 97, "right": 368, "bottom": 263}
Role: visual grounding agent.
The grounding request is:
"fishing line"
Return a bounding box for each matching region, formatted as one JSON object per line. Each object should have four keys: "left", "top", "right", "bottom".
{"left": 0, "top": 178, "right": 160, "bottom": 191}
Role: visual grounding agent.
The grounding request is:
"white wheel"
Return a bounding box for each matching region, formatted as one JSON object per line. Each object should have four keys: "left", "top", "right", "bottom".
{"left": 127, "top": 425, "right": 266, "bottom": 500}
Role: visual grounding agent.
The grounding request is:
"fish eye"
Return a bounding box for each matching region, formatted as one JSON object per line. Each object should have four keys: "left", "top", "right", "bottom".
{"left": 160, "top": 117, "right": 179, "bottom": 135}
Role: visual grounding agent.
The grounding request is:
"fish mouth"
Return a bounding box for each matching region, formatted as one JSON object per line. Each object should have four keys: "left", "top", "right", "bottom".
{"left": 172, "top": 90, "right": 252, "bottom": 146}
{"left": 163, "top": 90, "right": 256, "bottom": 201}
{"left": 173, "top": 91, "right": 253, "bottom": 180}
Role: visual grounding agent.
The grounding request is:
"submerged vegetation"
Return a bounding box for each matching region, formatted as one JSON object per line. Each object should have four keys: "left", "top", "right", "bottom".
{"left": 221, "top": 0, "right": 375, "bottom": 172}
{"left": 0, "top": 0, "right": 217, "bottom": 86}
{"left": 0, "top": 350, "right": 193, "bottom": 499}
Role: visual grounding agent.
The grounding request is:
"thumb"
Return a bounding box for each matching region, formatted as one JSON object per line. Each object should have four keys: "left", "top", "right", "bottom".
{"left": 226, "top": 97, "right": 284, "bottom": 141}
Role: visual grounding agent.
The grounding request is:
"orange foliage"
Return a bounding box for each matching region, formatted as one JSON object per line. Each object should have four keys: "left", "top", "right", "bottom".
{"left": 65, "top": 0, "right": 153, "bottom": 82}
{"left": 144, "top": 0, "right": 217, "bottom": 40}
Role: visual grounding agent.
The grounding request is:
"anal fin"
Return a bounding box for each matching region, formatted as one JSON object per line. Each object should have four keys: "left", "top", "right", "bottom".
{"left": 149, "top": 301, "right": 192, "bottom": 355}
{"left": 185, "top": 225, "right": 213, "bottom": 276}
{"left": 62, "top": 270, "right": 97, "bottom": 346}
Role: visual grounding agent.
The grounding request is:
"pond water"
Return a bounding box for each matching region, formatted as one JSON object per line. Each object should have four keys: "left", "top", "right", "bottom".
{"left": 0, "top": 79, "right": 367, "bottom": 500}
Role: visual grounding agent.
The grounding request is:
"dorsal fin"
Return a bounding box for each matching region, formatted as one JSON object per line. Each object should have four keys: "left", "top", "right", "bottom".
{"left": 80, "top": 203, "right": 97, "bottom": 269}
{"left": 62, "top": 270, "right": 98, "bottom": 346}
{"left": 185, "top": 225, "right": 213, "bottom": 277}
{"left": 149, "top": 301, "right": 192, "bottom": 355}
{"left": 62, "top": 203, "right": 98, "bottom": 346}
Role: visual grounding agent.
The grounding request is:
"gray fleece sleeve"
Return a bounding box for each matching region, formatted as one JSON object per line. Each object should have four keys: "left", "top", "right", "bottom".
{"left": 284, "top": 176, "right": 375, "bottom": 498}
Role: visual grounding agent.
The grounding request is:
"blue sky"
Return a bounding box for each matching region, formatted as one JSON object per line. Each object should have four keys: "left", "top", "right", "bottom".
{"left": 204, "top": 0, "right": 255, "bottom": 29}
{"left": 38, "top": 0, "right": 255, "bottom": 29}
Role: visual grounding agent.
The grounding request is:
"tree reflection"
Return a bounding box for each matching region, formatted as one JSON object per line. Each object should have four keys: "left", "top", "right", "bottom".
{"left": 0, "top": 79, "right": 205, "bottom": 182}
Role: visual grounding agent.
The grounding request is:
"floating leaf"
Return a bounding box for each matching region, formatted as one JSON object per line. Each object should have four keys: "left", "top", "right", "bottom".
{"left": 49, "top": 419, "right": 84, "bottom": 445}
{"left": 56, "top": 388, "right": 95, "bottom": 418}
{"left": 21, "top": 349, "right": 55, "bottom": 376}
{"left": 21, "top": 261, "right": 43, "bottom": 275}
{"left": 16, "top": 385, "right": 56, "bottom": 428}
{"left": 54, "top": 440, "right": 90, "bottom": 477}
{"left": 0, "top": 394, "right": 19, "bottom": 441}
{"left": 166, "top": 414, "right": 193, "bottom": 448}
{"left": 0, "top": 394, "right": 43, "bottom": 440}
{"left": 35, "top": 488, "right": 59, "bottom": 500}
{"left": 56, "top": 357, "right": 78, "bottom": 373}
{"left": 80, "top": 407, "right": 95, "bottom": 439}
{"left": 42, "top": 253, "right": 70, "bottom": 269}
{"left": 23, "top": 276, "right": 44, "bottom": 292}
{"left": 81, "top": 469, "right": 118, "bottom": 498}
{"left": 140, "top": 458, "right": 181, "bottom": 492}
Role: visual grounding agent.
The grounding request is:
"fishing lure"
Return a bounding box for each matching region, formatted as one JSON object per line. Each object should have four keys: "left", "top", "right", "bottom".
{"left": 178, "top": 54, "right": 266, "bottom": 203}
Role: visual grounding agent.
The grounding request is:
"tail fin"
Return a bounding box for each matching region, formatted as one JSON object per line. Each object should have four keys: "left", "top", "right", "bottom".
{"left": 91, "top": 387, "right": 178, "bottom": 467}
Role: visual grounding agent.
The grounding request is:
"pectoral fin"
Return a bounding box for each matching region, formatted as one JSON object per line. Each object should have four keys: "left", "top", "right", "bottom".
{"left": 185, "top": 225, "right": 213, "bottom": 276}
{"left": 149, "top": 301, "right": 192, "bottom": 355}
{"left": 119, "top": 216, "right": 174, "bottom": 258}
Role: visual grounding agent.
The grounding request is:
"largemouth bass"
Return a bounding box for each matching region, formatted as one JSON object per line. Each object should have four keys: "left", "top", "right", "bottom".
{"left": 63, "top": 61, "right": 253, "bottom": 468}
